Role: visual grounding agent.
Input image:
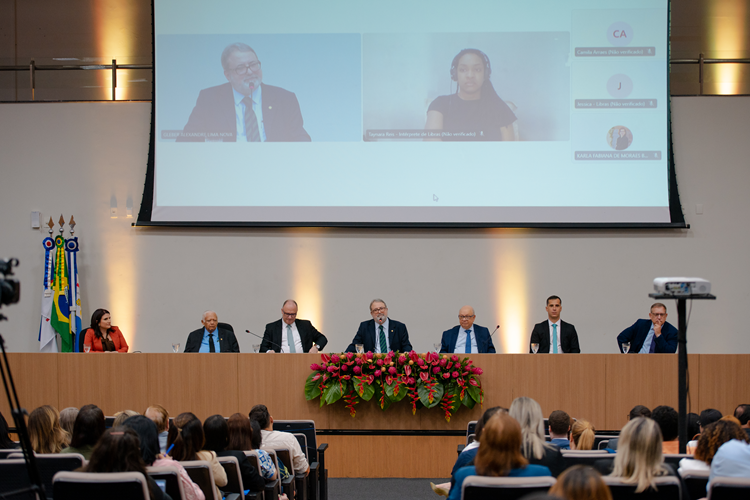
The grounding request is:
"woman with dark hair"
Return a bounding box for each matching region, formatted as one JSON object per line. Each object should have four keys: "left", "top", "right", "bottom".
{"left": 168, "top": 412, "right": 226, "bottom": 499}
{"left": 203, "top": 414, "right": 265, "bottom": 494}
{"left": 425, "top": 48, "right": 517, "bottom": 142}
{"left": 61, "top": 405, "right": 105, "bottom": 459}
{"left": 28, "top": 405, "right": 69, "bottom": 454}
{"left": 0, "top": 411, "right": 19, "bottom": 449}
{"left": 614, "top": 127, "right": 630, "bottom": 150}
{"left": 122, "top": 415, "right": 205, "bottom": 500}
{"left": 448, "top": 413, "right": 551, "bottom": 500}
{"left": 82, "top": 308, "right": 129, "bottom": 352}
{"left": 234, "top": 416, "right": 277, "bottom": 480}
{"left": 83, "top": 427, "right": 171, "bottom": 500}
{"left": 549, "top": 465, "right": 612, "bottom": 500}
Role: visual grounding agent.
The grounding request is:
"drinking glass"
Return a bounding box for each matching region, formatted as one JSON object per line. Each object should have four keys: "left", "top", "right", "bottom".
{"left": 83, "top": 344, "right": 91, "bottom": 353}
{"left": 171, "top": 343, "right": 180, "bottom": 353}
{"left": 531, "top": 343, "right": 539, "bottom": 354}
{"left": 433, "top": 343, "right": 442, "bottom": 353}
{"left": 252, "top": 344, "right": 260, "bottom": 353}
{"left": 355, "top": 344, "right": 364, "bottom": 354}
{"left": 621, "top": 342, "right": 631, "bottom": 354}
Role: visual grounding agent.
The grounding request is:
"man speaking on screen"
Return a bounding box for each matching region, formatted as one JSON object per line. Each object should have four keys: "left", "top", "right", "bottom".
{"left": 178, "top": 42, "right": 311, "bottom": 142}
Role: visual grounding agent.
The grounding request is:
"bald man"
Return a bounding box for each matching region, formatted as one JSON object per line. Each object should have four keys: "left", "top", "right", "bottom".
{"left": 184, "top": 311, "right": 240, "bottom": 352}
{"left": 439, "top": 306, "right": 496, "bottom": 353}
{"left": 261, "top": 299, "right": 327, "bottom": 353}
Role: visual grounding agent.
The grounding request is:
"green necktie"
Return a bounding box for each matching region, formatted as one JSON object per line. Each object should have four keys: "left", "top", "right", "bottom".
{"left": 287, "top": 324, "right": 296, "bottom": 353}
{"left": 379, "top": 324, "right": 387, "bottom": 353}
{"left": 552, "top": 324, "right": 558, "bottom": 354}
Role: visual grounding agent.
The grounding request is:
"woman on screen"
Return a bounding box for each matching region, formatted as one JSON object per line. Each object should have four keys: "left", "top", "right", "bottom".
{"left": 615, "top": 127, "right": 631, "bottom": 150}
{"left": 425, "top": 48, "right": 517, "bottom": 141}
{"left": 82, "top": 308, "right": 129, "bottom": 353}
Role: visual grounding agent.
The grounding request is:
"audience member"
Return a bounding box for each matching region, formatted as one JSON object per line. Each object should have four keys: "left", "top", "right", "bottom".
{"left": 448, "top": 413, "right": 551, "bottom": 500}
{"left": 249, "top": 404, "right": 309, "bottom": 475}
{"left": 651, "top": 405, "right": 679, "bottom": 454}
{"left": 62, "top": 405, "right": 105, "bottom": 459}
{"left": 82, "top": 427, "right": 171, "bottom": 500}
{"left": 548, "top": 411, "right": 571, "bottom": 450}
{"left": 733, "top": 404, "right": 750, "bottom": 438}
{"left": 59, "top": 407, "right": 79, "bottom": 444}
{"left": 686, "top": 408, "right": 723, "bottom": 453}
{"left": 509, "top": 397, "right": 565, "bottom": 477}
{"left": 203, "top": 414, "right": 265, "bottom": 494}
{"left": 549, "top": 465, "right": 613, "bottom": 500}
{"left": 113, "top": 409, "right": 140, "bottom": 428}
{"left": 708, "top": 438, "right": 750, "bottom": 488}
{"left": 28, "top": 405, "right": 69, "bottom": 454}
{"left": 679, "top": 419, "right": 750, "bottom": 475}
{"left": 687, "top": 412, "right": 700, "bottom": 441}
{"left": 243, "top": 418, "right": 278, "bottom": 481}
{"left": 607, "top": 405, "right": 652, "bottom": 452}
{"left": 720, "top": 415, "right": 741, "bottom": 426}
{"left": 122, "top": 415, "right": 205, "bottom": 500}
{"left": 0, "top": 411, "right": 18, "bottom": 449}
{"left": 168, "top": 412, "right": 227, "bottom": 499}
{"left": 570, "top": 420, "right": 596, "bottom": 451}
{"left": 145, "top": 404, "right": 170, "bottom": 454}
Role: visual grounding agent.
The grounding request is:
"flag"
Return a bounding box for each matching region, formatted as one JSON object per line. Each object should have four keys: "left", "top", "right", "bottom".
{"left": 50, "top": 235, "right": 73, "bottom": 352}
{"left": 66, "top": 237, "right": 82, "bottom": 352}
{"left": 38, "top": 237, "right": 58, "bottom": 352}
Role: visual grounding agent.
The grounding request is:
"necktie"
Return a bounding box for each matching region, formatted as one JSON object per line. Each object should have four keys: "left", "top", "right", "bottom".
{"left": 241, "top": 96, "right": 261, "bottom": 142}
{"left": 649, "top": 333, "right": 657, "bottom": 353}
{"left": 379, "top": 325, "right": 387, "bottom": 353}
{"left": 208, "top": 333, "right": 216, "bottom": 353}
{"left": 465, "top": 330, "right": 472, "bottom": 353}
{"left": 552, "top": 324, "right": 558, "bottom": 354}
{"left": 287, "top": 324, "right": 296, "bottom": 353}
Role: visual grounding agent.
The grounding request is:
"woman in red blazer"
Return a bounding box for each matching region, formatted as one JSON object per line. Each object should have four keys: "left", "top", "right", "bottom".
{"left": 83, "top": 309, "right": 129, "bottom": 353}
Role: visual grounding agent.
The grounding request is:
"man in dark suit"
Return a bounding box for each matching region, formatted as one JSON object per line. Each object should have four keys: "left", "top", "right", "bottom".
{"left": 529, "top": 295, "right": 581, "bottom": 353}
{"left": 616, "top": 302, "right": 678, "bottom": 353}
{"left": 345, "top": 299, "right": 412, "bottom": 353}
{"left": 184, "top": 311, "right": 240, "bottom": 352}
{"left": 261, "top": 299, "right": 327, "bottom": 353}
{"left": 440, "top": 305, "right": 496, "bottom": 353}
{"left": 177, "top": 42, "right": 310, "bottom": 142}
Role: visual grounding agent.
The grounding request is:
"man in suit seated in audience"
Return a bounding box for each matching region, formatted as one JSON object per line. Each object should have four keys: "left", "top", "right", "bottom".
{"left": 617, "top": 302, "right": 678, "bottom": 353}
{"left": 607, "top": 405, "right": 651, "bottom": 451}
{"left": 734, "top": 404, "right": 750, "bottom": 439}
{"left": 345, "top": 299, "right": 412, "bottom": 353}
{"left": 529, "top": 295, "right": 581, "bottom": 353}
{"left": 439, "top": 306, "right": 496, "bottom": 353}
{"left": 652, "top": 405, "right": 680, "bottom": 454}
{"left": 261, "top": 299, "right": 327, "bottom": 353}
{"left": 548, "top": 410, "right": 571, "bottom": 450}
{"left": 184, "top": 311, "right": 240, "bottom": 352}
{"left": 249, "top": 404, "right": 309, "bottom": 476}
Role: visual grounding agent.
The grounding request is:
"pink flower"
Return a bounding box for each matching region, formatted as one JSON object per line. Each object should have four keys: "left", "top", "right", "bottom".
{"left": 417, "top": 358, "right": 425, "bottom": 366}
{"left": 439, "top": 358, "right": 447, "bottom": 367}
{"left": 473, "top": 368, "right": 484, "bottom": 375}
{"left": 404, "top": 365, "right": 411, "bottom": 376}
{"left": 452, "top": 371, "right": 459, "bottom": 378}
{"left": 322, "top": 374, "right": 329, "bottom": 382}
{"left": 376, "top": 359, "right": 384, "bottom": 367}
{"left": 466, "top": 360, "right": 473, "bottom": 365}
{"left": 398, "top": 354, "right": 407, "bottom": 364}
{"left": 355, "top": 358, "right": 364, "bottom": 365}
{"left": 443, "top": 372, "right": 450, "bottom": 379}
{"left": 312, "top": 373, "right": 321, "bottom": 381}
{"left": 469, "top": 378, "right": 479, "bottom": 386}
{"left": 375, "top": 369, "right": 382, "bottom": 377}
{"left": 367, "top": 375, "right": 375, "bottom": 384}
{"left": 346, "top": 352, "right": 354, "bottom": 360}
{"left": 327, "top": 366, "right": 338, "bottom": 372}
{"left": 353, "top": 366, "right": 362, "bottom": 375}
{"left": 388, "top": 350, "right": 395, "bottom": 357}
{"left": 321, "top": 354, "right": 331, "bottom": 363}
{"left": 366, "top": 352, "right": 374, "bottom": 360}
{"left": 451, "top": 354, "right": 459, "bottom": 362}
{"left": 432, "top": 366, "right": 441, "bottom": 374}
{"left": 420, "top": 371, "right": 429, "bottom": 382}
{"left": 340, "top": 364, "right": 348, "bottom": 372}
{"left": 409, "top": 351, "right": 420, "bottom": 363}
{"left": 310, "top": 363, "right": 322, "bottom": 371}
{"left": 331, "top": 354, "right": 340, "bottom": 363}
{"left": 446, "top": 362, "right": 453, "bottom": 370}
{"left": 388, "top": 366, "right": 397, "bottom": 375}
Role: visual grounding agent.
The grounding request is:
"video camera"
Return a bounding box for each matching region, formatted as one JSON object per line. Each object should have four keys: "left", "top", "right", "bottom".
{"left": 0, "top": 258, "right": 20, "bottom": 309}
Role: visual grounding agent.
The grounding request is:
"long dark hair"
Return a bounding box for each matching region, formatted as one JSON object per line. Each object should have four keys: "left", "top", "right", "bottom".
{"left": 89, "top": 308, "right": 112, "bottom": 339}
{"left": 69, "top": 406, "right": 105, "bottom": 448}
{"left": 122, "top": 415, "right": 161, "bottom": 465}
{"left": 0, "top": 411, "right": 17, "bottom": 449}
{"left": 167, "top": 412, "right": 204, "bottom": 461}
{"left": 228, "top": 413, "right": 254, "bottom": 451}
{"left": 203, "top": 415, "right": 229, "bottom": 453}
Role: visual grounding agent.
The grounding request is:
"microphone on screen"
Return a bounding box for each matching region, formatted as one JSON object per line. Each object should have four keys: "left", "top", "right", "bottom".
{"left": 245, "top": 329, "right": 283, "bottom": 352}
{"left": 489, "top": 325, "right": 500, "bottom": 338}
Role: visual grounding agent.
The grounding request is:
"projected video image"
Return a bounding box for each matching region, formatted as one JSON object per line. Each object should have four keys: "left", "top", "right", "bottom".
{"left": 157, "top": 34, "right": 362, "bottom": 143}
{"left": 363, "top": 32, "right": 570, "bottom": 142}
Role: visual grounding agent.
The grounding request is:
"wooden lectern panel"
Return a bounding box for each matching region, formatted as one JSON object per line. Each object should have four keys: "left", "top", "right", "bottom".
{"left": 698, "top": 355, "right": 750, "bottom": 417}
{"left": 0, "top": 353, "right": 58, "bottom": 419}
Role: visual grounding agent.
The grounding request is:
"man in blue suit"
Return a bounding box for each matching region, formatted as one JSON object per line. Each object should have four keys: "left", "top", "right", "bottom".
{"left": 345, "top": 299, "right": 412, "bottom": 353}
{"left": 617, "top": 302, "right": 678, "bottom": 353}
{"left": 439, "top": 306, "right": 496, "bottom": 353}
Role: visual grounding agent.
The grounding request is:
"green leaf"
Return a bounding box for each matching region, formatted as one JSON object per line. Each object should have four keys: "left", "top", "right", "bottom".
{"left": 462, "top": 391, "right": 476, "bottom": 409}
{"left": 417, "top": 380, "right": 444, "bottom": 408}
{"left": 385, "top": 381, "right": 408, "bottom": 402}
{"left": 304, "top": 373, "right": 322, "bottom": 401}
{"left": 375, "top": 384, "right": 392, "bottom": 411}
{"left": 355, "top": 377, "right": 376, "bottom": 401}
{"left": 467, "top": 384, "right": 480, "bottom": 403}
{"left": 324, "top": 382, "right": 343, "bottom": 405}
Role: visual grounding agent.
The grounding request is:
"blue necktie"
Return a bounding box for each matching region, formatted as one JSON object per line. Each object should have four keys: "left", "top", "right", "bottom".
{"left": 379, "top": 325, "right": 387, "bottom": 353}
{"left": 465, "top": 330, "right": 472, "bottom": 353}
{"left": 241, "top": 96, "right": 261, "bottom": 142}
{"left": 649, "top": 333, "right": 657, "bottom": 353}
{"left": 552, "top": 324, "right": 558, "bottom": 353}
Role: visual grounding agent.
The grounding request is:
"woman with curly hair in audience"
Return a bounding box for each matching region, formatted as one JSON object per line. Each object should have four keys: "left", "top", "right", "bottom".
{"left": 28, "top": 405, "right": 69, "bottom": 454}
{"left": 509, "top": 397, "right": 565, "bottom": 476}
{"left": 679, "top": 419, "right": 750, "bottom": 474}
{"left": 570, "top": 420, "right": 596, "bottom": 451}
{"left": 549, "top": 465, "right": 612, "bottom": 500}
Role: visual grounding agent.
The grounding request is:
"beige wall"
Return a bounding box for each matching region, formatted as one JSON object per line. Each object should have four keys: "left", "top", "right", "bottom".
{"left": 0, "top": 96, "right": 747, "bottom": 354}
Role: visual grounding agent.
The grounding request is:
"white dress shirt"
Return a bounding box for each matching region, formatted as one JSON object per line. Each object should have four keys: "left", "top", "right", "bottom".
{"left": 233, "top": 86, "right": 267, "bottom": 142}
{"left": 280, "top": 321, "right": 303, "bottom": 353}
{"left": 374, "top": 318, "right": 390, "bottom": 353}
{"left": 454, "top": 326, "right": 477, "bottom": 353}
{"left": 548, "top": 320, "right": 562, "bottom": 353}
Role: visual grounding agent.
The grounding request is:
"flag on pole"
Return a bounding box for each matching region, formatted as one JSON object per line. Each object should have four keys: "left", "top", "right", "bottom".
{"left": 66, "top": 237, "right": 82, "bottom": 352}
{"left": 50, "top": 235, "right": 73, "bottom": 352}
{"left": 38, "top": 237, "right": 58, "bottom": 352}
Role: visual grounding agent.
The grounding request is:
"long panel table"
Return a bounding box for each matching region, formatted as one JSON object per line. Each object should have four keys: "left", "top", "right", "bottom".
{"left": 2, "top": 353, "right": 746, "bottom": 477}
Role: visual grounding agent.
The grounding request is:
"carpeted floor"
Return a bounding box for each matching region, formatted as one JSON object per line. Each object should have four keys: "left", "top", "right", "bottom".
{"left": 328, "top": 478, "right": 449, "bottom": 500}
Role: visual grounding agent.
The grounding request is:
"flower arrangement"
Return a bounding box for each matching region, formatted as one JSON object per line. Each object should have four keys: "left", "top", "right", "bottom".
{"left": 304, "top": 351, "right": 484, "bottom": 422}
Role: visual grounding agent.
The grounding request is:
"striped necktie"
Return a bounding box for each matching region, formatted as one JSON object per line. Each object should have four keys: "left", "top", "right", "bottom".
{"left": 379, "top": 325, "right": 387, "bottom": 353}
{"left": 241, "top": 96, "right": 261, "bottom": 142}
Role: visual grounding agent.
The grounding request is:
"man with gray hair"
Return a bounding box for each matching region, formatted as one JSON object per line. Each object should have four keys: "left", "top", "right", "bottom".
{"left": 184, "top": 310, "right": 240, "bottom": 352}
{"left": 179, "top": 42, "right": 310, "bottom": 142}
{"left": 346, "top": 299, "right": 412, "bottom": 353}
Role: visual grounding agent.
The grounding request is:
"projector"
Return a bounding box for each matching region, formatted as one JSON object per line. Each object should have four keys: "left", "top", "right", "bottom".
{"left": 653, "top": 277, "right": 711, "bottom": 296}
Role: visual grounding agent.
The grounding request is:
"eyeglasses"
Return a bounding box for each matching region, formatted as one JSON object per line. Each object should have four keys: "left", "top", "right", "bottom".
{"left": 233, "top": 61, "right": 261, "bottom": 75}
{"left": 459, "top": 315, "right": 476, "bottom": 320}
{"left": 651, "top": 312, "right": 666, "bottom": 317}
{"left": 282, "top": 312, "right": 297, "bottom": 317}
{"left": 371, "top": 307, "right": 387, "bottom": 313}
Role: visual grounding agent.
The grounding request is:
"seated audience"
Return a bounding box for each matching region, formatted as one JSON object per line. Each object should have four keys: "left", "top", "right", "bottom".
{"left": 651, "top": 405, "right": 679, "bottom": 454}
{"left": 687, "top": 412, "right": 700, "bottom": 441}
{"left": 145, "top": 404, "right": 170, "bottom": 454}
{"left": 59, "top": 407, "right": 79, "bottom": 444}
{"left": 203, "top": 414, "right": 265, "bottom": 494}
{"left": 549, "top": 465, "right": 613, "bottom": 500}
{"left": 721, "top": 415, "right": 741, "bottom": 426}
{"left": 122, "top": 415, "right": 205, "bottom": 500}
{"left": 113, "top": 409, "right": 140, "bottom": 428}
{"left": 62, "top": 405, "right": 105, "bottom": 459}
{"left": 679, "top": 419, "right": 750, "bottom": 475}
{"left": 249, "top": 404, "right": 309, "bottom": 475}
{"left": 83, "top": 308, "right": 129, "bottom": 352}
{"left": 733, "top": 404, "right": 750, "bottom": 438}
{"left": 244, "top": 418, "right": 278, "bottom": 481}
{"left": 509, "top": 397, "right": 565, "bottom": 477}
{"left": 708, "top": 437, "right": 750, "bottom": 488}
{"left": 570, "top": 420, "right": 596, "bottom": 451}
{"left": 607, "top": 405, "right": 651, "bottom": 451}
{"left": 448, "top": 413, "right": 551, "bottom": 500}
{"left": 168, "top": 412, "right": 227, "bottom": 499}
{"left": 28, "top": 405, "right": 69, "bottom": 454}
{"left": 82, "top": 427, "right": 171, "bottom": 500}
{"left": 0, "top": 411, "right": 18, "bottom": 449}
{"left": 548, "top": 410, "right": 571, "bottom": 450}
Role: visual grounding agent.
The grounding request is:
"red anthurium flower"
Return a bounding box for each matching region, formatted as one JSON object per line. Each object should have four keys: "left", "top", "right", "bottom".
{"left": 469, "top": 378, "right": 479, "bottom": 386}
{"left": 312, "top": 373, "right": 321, "bottom": 381}
{"left": 322, "top": 354, "right": 331, "bottom": 363}
{"left": 408, "top": 377, "right": 416, "bottom": 385}
{"left": 404, "top": 365, "right": 411, "bottom": 376}
{"left": 386, "top": 375, "right": 394, "bottom": 385}
{"left": 420, "top": 371, "right": 429, "bottom": 382}
{"left": 442, "top": 373, "right": 450, "bottom": 379}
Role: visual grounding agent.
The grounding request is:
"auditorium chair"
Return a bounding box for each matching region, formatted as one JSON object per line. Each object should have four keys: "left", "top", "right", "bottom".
{"left": 707, "top": 477, "right": 750, "bottom": 500}
{"left": 270, "top": 447, "right": 304, "bottom": 500}
{"left": 218, "top": 455, "right": 256, "bottom": 500}
{"left": 679, "top": 469, "right": 709, "bottom": 500}
{"left": 598, "top": 439, "right": 610, "bottom": 450}
{"left": 561, "top": 451, "right": 612, "bottom": 470}
{"left": 272, "top": 419, "right": 327, "bottom": 500}
{"left": 663, "top": 453, "right": 692, "bottom": 468}
{"left": 147, "top": 465, "right": 187, "bottom": 500}
{"left": 245, "top": 450, "right": 281, "bottom": 500}
{"left": 0, "top": 448, "right": 20, "bottom": 459}
{"left": 182, "top": 459, "right": 240, "bottom": 500}
{"left": 2, "top": 453, "right": 85, "bottom": 499}
{"left": 52, "top": 471, "right": 151, "bottom": 500}
{"left": 218, "top": 322, "right": 234, "bottom": 332}
{"left": 460, "top": 475, "right": 556, "bottom": 500}
{"left": 602, "top": 475, "right": 681, "bottom": 500}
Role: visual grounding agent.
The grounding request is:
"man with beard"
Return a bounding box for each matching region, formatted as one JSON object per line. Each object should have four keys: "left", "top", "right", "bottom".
{"left": 345, "top": 299, "right": 412, "bottom": 353}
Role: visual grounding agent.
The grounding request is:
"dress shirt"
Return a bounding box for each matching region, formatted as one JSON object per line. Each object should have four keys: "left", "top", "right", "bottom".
{"left": 548, "top": 320, "right": 562, "bottom": 353}
{"left": 375, "top": 318, "right": 390, "bottom": 353}
{"left": 709, "top": 439, "right": 750, "bottom": 488}
{"left": 260, "top": 429, "right": 309, "bottom": 473}
{"left": 550, "top": 438, "right": 570, "bottom": 450}
{"left": 280, "top": 321, "right": 303, "bottom": 353}
{"left": 639, "top": 323, "right": 656, "bottom": 353}
{"left": 198, "top": 328, "right": 221, "bottom": 353}
{"left": 454, "top": 326, "right": 477, "bottom": 353}
{"left": 233, "top": 86, "right": 266, "bottom": 142}
{"left": 158, "top": 430, "right": 168, "bottom": 454}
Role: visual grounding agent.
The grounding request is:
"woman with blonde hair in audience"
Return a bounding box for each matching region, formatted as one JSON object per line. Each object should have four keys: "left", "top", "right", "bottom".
{"left": 28, "top": 405, "right": 69, "bottom": 454}
{"left": 570, "top": 419, "right": 596, "bottom": 450}
{"left": 58, "top": 407, "right": 78, "bottom": 444}
{"left": 679, "top": 419, "right": 750, "bottom": 474}
{"left": 549, "top": 465, "right": 612, "bottom": 500}
{"left": 509, "top": 397, "right": 565, "bottom": 476}
{"left": 168, "top": 412, "right": 227, "bottom": 499}
{"left": 112, "top": 409, "right": 139, "bottom": 428}
{"left": 145, "top": 404, "right": 170, "bottom": 454}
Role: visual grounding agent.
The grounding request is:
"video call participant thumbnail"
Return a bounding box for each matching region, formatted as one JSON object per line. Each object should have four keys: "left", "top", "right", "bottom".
{"left": 178, "top": 42, "right": 311, "bottom": 142}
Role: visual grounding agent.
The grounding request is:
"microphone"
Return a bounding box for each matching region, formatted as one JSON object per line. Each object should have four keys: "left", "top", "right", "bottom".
{"left": 245, "top": 329, "right": 283, "bottom": 352}
{"left": 489, "top": 325, "right": 500, "bottom": 338}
